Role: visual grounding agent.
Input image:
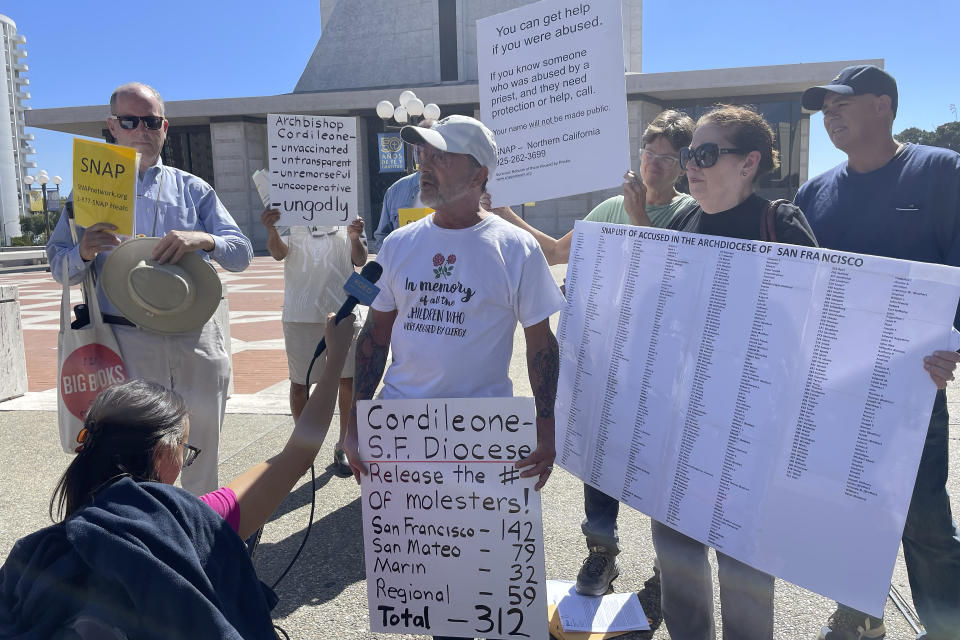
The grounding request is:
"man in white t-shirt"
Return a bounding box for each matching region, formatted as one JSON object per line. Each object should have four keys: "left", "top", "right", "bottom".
{"left": 261, "top": 211, "right": 367, "bottom": 477}
{"left": 343, "top": 118, "right": 563, "bottom": 636}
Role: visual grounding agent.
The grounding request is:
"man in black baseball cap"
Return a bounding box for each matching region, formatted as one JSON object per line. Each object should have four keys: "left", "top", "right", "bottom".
{"left": 801, "top": 64, "right": 901, "bottom": 172}
{"left": 801, "top": 64, "right": 898, "bottom": 115}
{"left": 796, "top": 65, "right": 960, "bottom": 640}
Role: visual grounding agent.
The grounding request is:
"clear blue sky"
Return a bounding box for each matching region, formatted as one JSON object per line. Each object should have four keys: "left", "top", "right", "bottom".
{"left": 11, "top": 0, "right": 959, "bottom": 194}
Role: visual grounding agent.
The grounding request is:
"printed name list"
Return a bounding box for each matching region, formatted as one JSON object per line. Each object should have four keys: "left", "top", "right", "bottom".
{"left": 555, "top": 221, "right": 960, "bottom": 616}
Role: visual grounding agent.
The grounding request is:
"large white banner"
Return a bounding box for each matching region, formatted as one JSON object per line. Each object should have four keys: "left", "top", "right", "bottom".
{"left": 555, "top": 221, "right": 960, "bottom": 616}
{"left": 267, "top": 114, "right": 358, "bottom": 226}
{"left": 359, "top": 397, "right": 548, "bottom": 639}
{"left": 477, "top": 0, "right": 630, "bottom": 207}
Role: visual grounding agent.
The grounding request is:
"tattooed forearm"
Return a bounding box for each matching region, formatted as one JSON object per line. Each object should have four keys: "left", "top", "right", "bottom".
{"left": 353, "top": 314, "right": 390, "bottom": 402}
{"left": 528, "top": 330, "right": 559, "bottom": 420}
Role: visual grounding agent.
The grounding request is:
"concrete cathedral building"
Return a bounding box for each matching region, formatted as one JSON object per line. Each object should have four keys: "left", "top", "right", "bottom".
{"left": 27, "top": 1, "right": 875, "bottom": 251}
{"left": 0, "top": 14, "right": 34, "bottom": 245}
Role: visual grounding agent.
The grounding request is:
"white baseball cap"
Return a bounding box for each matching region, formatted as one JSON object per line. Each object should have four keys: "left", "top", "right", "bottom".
{"left": 401, "top": 115, "right": 498, "bottom": 177}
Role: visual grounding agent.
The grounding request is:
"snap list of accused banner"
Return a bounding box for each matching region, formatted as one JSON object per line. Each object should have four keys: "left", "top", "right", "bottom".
{"left": 555, "top": 221, "right": 960, "bottom": 616}
{"left": 359, "top": 397, "right": 547, "bottom": 639}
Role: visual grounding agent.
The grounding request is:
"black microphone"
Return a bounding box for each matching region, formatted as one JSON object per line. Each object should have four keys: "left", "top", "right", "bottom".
{"left": 313, "top": 261, "right": 383, "bottom": 358}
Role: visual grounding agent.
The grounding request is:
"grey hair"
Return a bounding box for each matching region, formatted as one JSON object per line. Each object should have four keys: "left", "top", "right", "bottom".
{"left": 110, "top": 82, "right": 165, "bottom": 116}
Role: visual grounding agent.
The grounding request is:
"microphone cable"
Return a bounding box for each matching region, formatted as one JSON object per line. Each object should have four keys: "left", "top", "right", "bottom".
{"left": 254, "top": 261, "right": 381, "bottom": 599}
{"left": 255, "top": 354, "right": 321, "bottom": 640}
{"left": 254, "top": 352, "right": 322, "bottom": 592}
{"left": 267, "top": 348, "right": 324, "bottom": 591}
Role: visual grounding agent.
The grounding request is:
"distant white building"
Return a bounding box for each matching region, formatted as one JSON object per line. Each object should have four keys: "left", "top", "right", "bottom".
{"left": 0, "top": 14, "right": 34, "bottom": 245}
{"left": 26, "top": 1, "right": 876, "bottom": 251}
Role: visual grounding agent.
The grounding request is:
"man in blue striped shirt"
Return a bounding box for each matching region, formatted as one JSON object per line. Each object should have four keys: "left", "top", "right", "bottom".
{"left": 47, "top": 82, "right": 253, "bottom": 495}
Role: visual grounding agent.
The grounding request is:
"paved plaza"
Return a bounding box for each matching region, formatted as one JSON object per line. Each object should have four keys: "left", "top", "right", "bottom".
{"left": 1, "top": 257, "right": 291, "bottom": 414}
{"left": 0, "top": 257, "right": 957, "bottom": 639}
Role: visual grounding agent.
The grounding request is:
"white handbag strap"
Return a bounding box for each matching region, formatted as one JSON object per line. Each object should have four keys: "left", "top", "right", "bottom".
{"left": 83, "top": 269, "right": 106, "bottom": 326}
{"left": 58, "top": 262, "right": 105, "bottom": 331}
{"left": 59, "top": 261, "right": 72, "bottom": 333}
{"left": 62, "top": 210, "right": 107, "bottom": 330}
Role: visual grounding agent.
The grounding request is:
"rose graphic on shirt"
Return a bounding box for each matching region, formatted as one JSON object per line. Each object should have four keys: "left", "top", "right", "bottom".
{"left": 433, "top": 252, "right": 456, "bottom": 279}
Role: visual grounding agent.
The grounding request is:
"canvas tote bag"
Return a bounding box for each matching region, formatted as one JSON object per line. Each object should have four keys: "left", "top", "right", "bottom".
{"left": 56, "top": 261, "right": 128, "bottom": 453}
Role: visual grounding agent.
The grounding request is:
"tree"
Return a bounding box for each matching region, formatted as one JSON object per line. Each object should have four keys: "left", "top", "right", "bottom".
{"left": 15, "top": 210, "right": 61, "bottom": 245}
{"left": 932, "top": 121, "right": 960, "bottom": 152}
{"left": 896, "top": 121, "right": 960, "bottom": 153}
{"left": 895, "top": 126, "right": 930, "bottom": 145}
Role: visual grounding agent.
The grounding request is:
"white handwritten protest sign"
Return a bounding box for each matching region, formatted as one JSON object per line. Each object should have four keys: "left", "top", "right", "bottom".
{"left": 267, "top": 114, "right": 358, "bottom": 226}
{"left": 359, "top": 397, "right": 547, "bottom": 639}
{"left": 478, "top": 0, "right": 630, "bottom": 207}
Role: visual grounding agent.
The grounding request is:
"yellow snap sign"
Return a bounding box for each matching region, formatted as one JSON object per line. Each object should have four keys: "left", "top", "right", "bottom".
{"left": 398, "top": 207, "right": 433, "bottom": 227}
{"left": 72, "top": 139, "right": 138, "bottom": 235}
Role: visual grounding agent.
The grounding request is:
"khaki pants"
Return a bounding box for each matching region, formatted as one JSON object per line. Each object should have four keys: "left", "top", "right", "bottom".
{"left": 112, "top": 316, "right": 230, "bottom": 496}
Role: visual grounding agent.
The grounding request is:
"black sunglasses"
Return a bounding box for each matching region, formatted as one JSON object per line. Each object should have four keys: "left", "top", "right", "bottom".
{"left": 112, "top": 115, "right": 166, "bottom": 131}
{"left": 680, "top": 143, "right": 750, "bottom": 169}
{"left": 181, "top": 443, "right": 201, "bottom": 467}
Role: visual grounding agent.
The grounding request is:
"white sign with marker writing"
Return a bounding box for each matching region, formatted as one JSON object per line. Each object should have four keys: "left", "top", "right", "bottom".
{"left": 477, "top": 0, "right": 630, "bottom": 207}
{"left": 359, "top": 397, "right": 547, "bottom": 639}
{"left": 267, "top": 113, "right": 358, "bottom": 226}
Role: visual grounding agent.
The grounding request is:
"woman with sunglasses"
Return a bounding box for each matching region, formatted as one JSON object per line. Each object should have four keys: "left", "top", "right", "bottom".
{"left": 653, "top": 105, "right": 817, "bottom": 640}
{"left": 669, "top": 104, "right": 816, "bottom": 245}
{"left": 1, "top": 314, "right": 355, "bottom": 639}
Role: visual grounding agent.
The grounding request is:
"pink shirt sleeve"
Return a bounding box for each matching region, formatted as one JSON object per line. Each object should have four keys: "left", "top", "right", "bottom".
{"left": 198, "top": 486, "right": 241, "bottom": 533}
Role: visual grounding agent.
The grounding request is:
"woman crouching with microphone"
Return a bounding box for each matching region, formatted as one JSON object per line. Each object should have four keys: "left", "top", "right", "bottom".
{"left": 0, "top": 313, "right": 356, "bottom": 640}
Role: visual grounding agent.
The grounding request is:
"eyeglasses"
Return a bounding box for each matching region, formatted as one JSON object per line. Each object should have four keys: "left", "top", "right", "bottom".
{"left": 111, "top": 115, "right": 166, "bottom": 131}
{"left": 640, "top": 148, "right": 681, "bottom": 167}
{"left": 680, "top": 143, "right": 750, "bottom": 169}
{"left": 181, "top": 442, "right": 201, "bottom": 467}
{"left": 415, "top": 144, "right": 456, "bottom": 169}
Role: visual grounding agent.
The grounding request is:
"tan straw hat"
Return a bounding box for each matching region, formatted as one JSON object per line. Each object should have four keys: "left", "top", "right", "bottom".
{"left": 101, "top": 237, "right": 222, "bottom": 334}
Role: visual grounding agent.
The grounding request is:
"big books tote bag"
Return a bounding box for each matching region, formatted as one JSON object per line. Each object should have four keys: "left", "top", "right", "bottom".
{"left": 56, "top": 266, "right": 128, "bottom": 453}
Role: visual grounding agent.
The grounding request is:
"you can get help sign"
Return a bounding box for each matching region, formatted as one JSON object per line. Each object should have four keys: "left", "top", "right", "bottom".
{"left": 72, "top": 139, "right": 138, "bottom": 235}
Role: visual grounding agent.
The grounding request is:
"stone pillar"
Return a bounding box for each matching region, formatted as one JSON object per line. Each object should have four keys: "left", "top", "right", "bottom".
{"left": 356, "top": 118, "right": 373, "bottom": 240}
{"left": 210, "top": 119, "right": 269, "bottom": 252}
{"left": 0, "top": 284, "right": 28, "bottom": 402}
{"left": 622, "top": 0, "right": 643, "bottom": 73}
{"left": 798, "top": 116, "right": 810, "bottom": 185}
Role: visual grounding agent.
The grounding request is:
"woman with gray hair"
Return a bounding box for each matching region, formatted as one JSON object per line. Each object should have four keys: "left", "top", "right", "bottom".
{"left": 489, "top": 109, "right": 697, "bottom": 265}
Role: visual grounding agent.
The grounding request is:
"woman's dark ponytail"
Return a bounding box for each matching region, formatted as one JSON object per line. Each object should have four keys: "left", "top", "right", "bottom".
{"left": 50, "top": 380, "right": 188, "bottom": 521}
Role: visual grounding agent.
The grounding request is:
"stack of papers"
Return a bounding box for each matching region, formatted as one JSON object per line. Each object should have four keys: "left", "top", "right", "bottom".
{"left": 547, "top": 580, "right": 649, "bottom": 639}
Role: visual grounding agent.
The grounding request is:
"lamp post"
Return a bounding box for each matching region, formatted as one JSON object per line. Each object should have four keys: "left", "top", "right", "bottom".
{"left": 36, "top": 170, "right": 50, "bottom": 239}
{"left": 23, "top": 170, "right": 61, "bottom": 242}
{"left": 375, "top": 90, "right": 441, "bottom": 173}
{"left": 23, "top": 174, "right": 36, "bottom": 241}
{"left": 50, "top": 175, "right": 63, "bottom": 217}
